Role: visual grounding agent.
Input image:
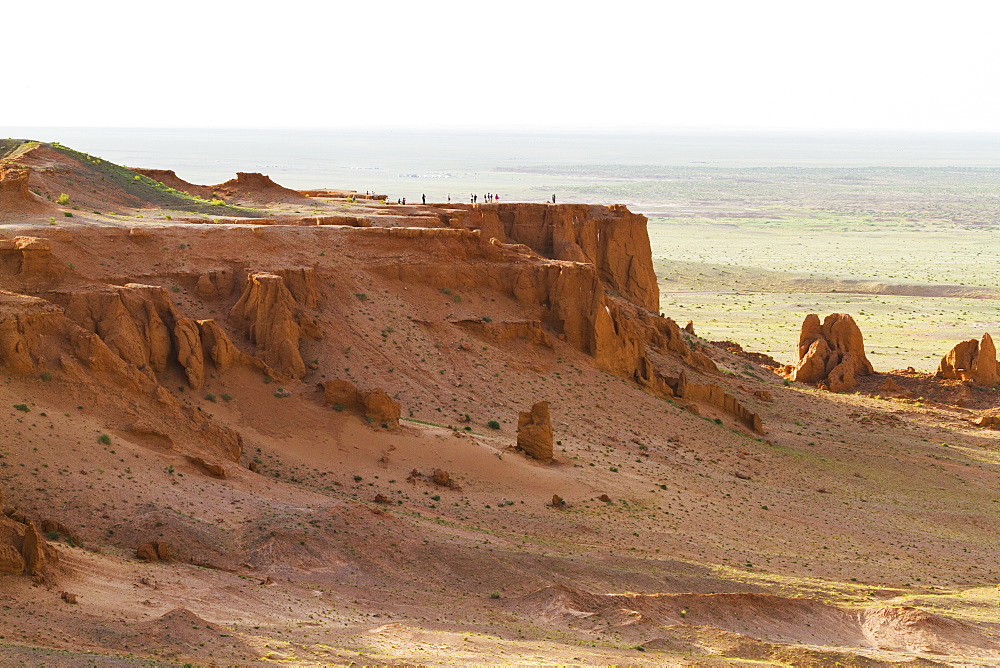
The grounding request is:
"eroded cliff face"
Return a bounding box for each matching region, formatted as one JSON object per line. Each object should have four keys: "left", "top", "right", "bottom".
{"left": 0, "top": 199, "right": 764, "bottom": 480}
{"left": 371, "top": 221, "right": 758, "bottom": 433}
{"left": 449, "top": 203, "right": 659, "bottom": 313}
{"left": 228, "top": 270, "right": 322, "bottom": 378}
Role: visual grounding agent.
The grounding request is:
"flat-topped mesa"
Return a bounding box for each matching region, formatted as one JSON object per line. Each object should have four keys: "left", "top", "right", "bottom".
{"left": 780, "top": 313, "right": 874, "bottom": 392}
{"left": 937, "top": 333, "right": 998, "bottom": 385}
{"left": 450, "top": 203, "right": 659, "bottom": 313}
{"left": 212, "top": 172, "right": 307, "bottom": 203}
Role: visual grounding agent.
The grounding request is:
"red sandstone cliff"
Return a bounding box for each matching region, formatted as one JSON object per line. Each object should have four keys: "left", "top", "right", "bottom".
{"left": 448, "top": 203, "right": 659, "bottom": 313}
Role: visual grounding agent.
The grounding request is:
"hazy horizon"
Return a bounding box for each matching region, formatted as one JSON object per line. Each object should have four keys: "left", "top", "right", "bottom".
{"left": 9, "top": 1, "right": 1000, "bottom": 132}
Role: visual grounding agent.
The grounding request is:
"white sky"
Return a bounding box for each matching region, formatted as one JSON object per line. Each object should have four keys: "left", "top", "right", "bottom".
{"left": 7, "top": 0, "right": 1000, "bottom": 132}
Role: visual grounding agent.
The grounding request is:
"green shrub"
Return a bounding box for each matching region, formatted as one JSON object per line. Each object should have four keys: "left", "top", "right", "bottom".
{"left": 55, "top": 193, "right": 70, "bottom": 205}
{"left": 489, "top": 591, "right": 500, "bottom": 599}
{"left": 487, "top": 420, "right": 500, "bottom": 430}
{"left": 97, "top": 434, "right": 111, "bottom": 445}
{"left": 39, "top": 372, "right": 52, "bottom": 381}
{"left": 13, "top": 404, "right": 29, "bottom": 412}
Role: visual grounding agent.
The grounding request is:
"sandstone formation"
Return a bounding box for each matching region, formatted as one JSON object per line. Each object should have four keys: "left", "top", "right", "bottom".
{"left": 0, "top": 511, "right": 58, "bottom": 576}
{"left": 212, "top": 172, "right": 307, "bottom": 204}
{"left": 937, "top": 333, "right": 998, "bottom": 385}
{"left": 0, "top": 167, "right": 48, "bottom": 213}
{"left": 0, "top": 236, "right": 66, "bottom": 292}
{"left": 136, "top": 541, "right": 172, "bottom": 562}
{"left": 318, "top": 379, "right": 401, "bottom": 427}
{"left": 229, "top": 271, "right": 321, "bottom": 378}
{"left": 780, "top": 313, "right": 874, "bottom": 392}
{"left": 671, "top": 371, "right": 764, "bottom": 434}
{"left": 0, "top": 285, "right": 245, "bottom": 464}
{"left": 517, "top": 401, "right": 554, "bottom": 462}
{"left": 185, "top": 456, "right": 227, "bottom": 479}
{"left": 431, "top": 469, "right": 459, "bottom": 489}
{"left": 452, "top": 204, "right": 659, "bottom": 312}
{"left": 453, "top": 319, "right": 552, "bottom": 348}
{"left": 972, "top": 413, "right": 1000, "bottom": 430}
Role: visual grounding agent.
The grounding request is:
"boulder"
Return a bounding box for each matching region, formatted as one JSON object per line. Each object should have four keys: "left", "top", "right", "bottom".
{"left": 185, "top": 456, "right": 226, "bottom": 479}
{"left": 517, "top": 401, "right": 554, "bottom": 462}
{"left": 361, "top": 388, "right": 401, "bottom": 426}
{"left": 318, "top": 379, "right": 401, "bottom": 428}
{"left": 937, "top": 333, "right": 998, "bottom": 385}
{"left": 136, "top": 541, "right": 172, "bottom": 562}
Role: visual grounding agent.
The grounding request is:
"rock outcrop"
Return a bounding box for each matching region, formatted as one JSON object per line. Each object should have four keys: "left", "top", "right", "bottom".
{"left": 380, "top": 239, "right": 716, "bottom": 407}
{"left": 0, "top": 290, "right": 245, "bottom": 464}
{"left": 186, "top": 456, "right": 226, "bottom": 479}
{"left": 318, "top": 379, "right": 401, "bottom": 427}
{"left": 937, "top": 333, "right": 998, "bottom": 385}
{"left": 0, "top": 236, "right": 65, "bottom": 289}
{"left": 453, "top": 204, "right": 659, "bottom": 312}
{"left": 672, "top": 371, "right": 765, "bottom": 434}
{"left": 517, "top": 401, "right": 554, "bottom": 462}
{"left": 136, "top": 541, "right": 172, "bottom": 562}
{"left": 780, "top": 313, "right": 874, "bottom": 392}
{"left": 63, "top": 283, "right": 275, "bottom": 391}
{"left": 0, "top": 167, "right": 48, "bottom": 213}
{"left": 229, "top": 271, "right": 321, "bottom": 378}
{"left": 454, "top": 319, "right": 552, "bottom": 348}
{"left": 196, "top": 319, "right": 267, "bottom": 374}
{"left": 0, "top": 512, "right": 58, "bottom": 576}
{"left": 212, "top": 172, "right": 307, "bottom": 204}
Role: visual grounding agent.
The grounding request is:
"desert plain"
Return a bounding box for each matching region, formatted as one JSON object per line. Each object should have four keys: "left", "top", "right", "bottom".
{"left": 0, "top": 138, "right": 998, "bottom": 666}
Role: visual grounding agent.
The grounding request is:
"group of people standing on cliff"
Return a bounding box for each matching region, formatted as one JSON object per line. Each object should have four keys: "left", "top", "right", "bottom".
{"left": 380, "top": 193, "right": 558, "bottom": 205}
{"left": 469, "top": 193, "right": 501, "bottom": 204}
